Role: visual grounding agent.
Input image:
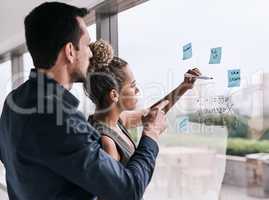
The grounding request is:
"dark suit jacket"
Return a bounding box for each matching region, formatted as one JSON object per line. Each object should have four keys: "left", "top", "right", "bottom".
{"left": 0, "top": 69, "right": 159, "bottom": 200}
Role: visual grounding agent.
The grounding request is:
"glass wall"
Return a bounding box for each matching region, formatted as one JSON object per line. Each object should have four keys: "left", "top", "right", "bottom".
{"left": 23, "top": 52, "right": 34, "bottom": 81}
{"left": 118, "top": 0, "right": 269, "bottom": 141}
{"left": 0, "top": 60, "right": 12, "bottom": 113}
{"left": 87, "top": 24, "right": 97, "bottom": 43}
{"left": 118, "top": 1, "right": 269, "bottom": 199}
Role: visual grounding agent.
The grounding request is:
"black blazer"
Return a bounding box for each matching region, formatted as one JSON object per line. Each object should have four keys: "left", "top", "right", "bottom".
{"left": 0, "top": 69, "right": 159, "bottom": 200}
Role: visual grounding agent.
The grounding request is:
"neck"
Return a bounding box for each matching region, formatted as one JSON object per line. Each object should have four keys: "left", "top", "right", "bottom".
{"left": 38, "top": 64, "right": 73, "bottom": 90}
{"left": 93, "top": 107, "right": 121, "bottom": 128}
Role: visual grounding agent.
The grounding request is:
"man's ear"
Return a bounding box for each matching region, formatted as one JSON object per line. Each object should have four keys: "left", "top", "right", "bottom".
{"left": 64, "top": 42, "right": 76, "bottom": 64}
{"left": 110, "top": 89, "right": 119, "bottom": 103}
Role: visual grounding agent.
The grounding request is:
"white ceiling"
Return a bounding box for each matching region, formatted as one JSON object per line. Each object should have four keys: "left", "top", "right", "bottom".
{"left": 0, "top": 0, "right": 103, "bottom": 55}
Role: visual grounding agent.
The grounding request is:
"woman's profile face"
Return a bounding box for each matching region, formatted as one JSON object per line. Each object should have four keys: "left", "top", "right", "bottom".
{"left": 118, "top": 65, "right": 140, "bottom": 111}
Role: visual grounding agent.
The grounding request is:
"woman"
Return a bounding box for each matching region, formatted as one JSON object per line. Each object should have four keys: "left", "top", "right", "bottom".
{"left": 84, "top": 40, "right": 201, "bottom": 165}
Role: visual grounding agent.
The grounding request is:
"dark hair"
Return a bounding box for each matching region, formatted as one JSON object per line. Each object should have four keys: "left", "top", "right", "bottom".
{"left": 83, "top": 40, "right": 128, "bottom": 109}
{"left": 24, "top": 2, "right": 88, "bottom": 69}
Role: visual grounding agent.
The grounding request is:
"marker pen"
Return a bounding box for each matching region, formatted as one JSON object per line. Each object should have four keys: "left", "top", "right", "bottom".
{"left": 184, "top": 73, "right": 213, "bottom": 80}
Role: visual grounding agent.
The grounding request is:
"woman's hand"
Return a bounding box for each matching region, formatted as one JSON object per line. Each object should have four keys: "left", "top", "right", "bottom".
{"left": 142, "top": 100, "right": 169, "bottom": 142}
{"left": 120, "top": 68, "right": 202, "bottom": 129}
{"left": 181, "top": 68, "right": 202, "bottom": 90}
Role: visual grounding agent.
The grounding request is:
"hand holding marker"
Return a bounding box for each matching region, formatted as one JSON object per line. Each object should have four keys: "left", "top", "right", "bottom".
{"left": 184, "top": 72, "right": 213, "bottom": 80}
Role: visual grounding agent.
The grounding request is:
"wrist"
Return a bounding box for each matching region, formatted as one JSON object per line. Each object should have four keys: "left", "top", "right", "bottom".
{"left": 180, "top": 82, "right": 192, "bottom": 91}
{"left": 142, "top": 128, "right": 159, "bottom": 143}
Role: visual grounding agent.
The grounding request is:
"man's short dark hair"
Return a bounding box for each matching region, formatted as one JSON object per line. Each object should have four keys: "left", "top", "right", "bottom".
{"left": 24, "top": 2, "right": 88, "bottom": 69}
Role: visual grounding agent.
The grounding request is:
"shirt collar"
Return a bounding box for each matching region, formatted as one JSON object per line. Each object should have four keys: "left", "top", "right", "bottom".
{"left": 29, "top": 69, "right": 80, "bottom": 108}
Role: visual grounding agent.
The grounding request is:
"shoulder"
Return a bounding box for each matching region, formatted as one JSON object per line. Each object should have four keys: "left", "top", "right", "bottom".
{"left": 101, "top": 135, "right": 117, "bottom": 149}
{"left": 100, "top": 135, "right": 120, "bottom": 161}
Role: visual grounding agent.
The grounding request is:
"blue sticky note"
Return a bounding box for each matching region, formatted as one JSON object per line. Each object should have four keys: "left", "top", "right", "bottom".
{"left": 182, "top": 43, "right": 192, "bottom": 60}
{"left": 228, "top": 69, "right": 240, "bottom": 88}
{"left": 176, "top": 116, "right": 189, "bottom": 133}
{"left": 209, "top": 47, "right": 222, "bottom": 64}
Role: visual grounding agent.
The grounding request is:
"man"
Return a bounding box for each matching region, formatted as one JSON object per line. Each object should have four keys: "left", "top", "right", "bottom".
{"left": 0, "top": 2, "right": 168, "bottom": 200}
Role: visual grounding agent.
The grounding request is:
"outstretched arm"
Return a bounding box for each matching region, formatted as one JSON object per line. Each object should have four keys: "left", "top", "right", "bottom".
{"left": 150, "top": 68, "right": 201, "bottom": 114}
{"left": 120, "top": 68, "right": 201, "bottom": 129}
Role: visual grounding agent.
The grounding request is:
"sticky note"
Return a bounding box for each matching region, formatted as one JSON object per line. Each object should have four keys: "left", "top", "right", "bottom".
{"left": 209, "top": 47, "right": 222, "bottom": 64}
{"left": 182, "top": 43, "right": 192, "bottom": 60}
{"left": 228, "top": 69, "right": 240, "bottom": 88}
{"left": 176, "top": 116, "right": 189, "bottom": 133}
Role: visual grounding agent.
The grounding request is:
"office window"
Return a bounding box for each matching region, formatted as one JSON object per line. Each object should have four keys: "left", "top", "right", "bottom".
{"left": 87, "top": 24, "right": 96, "bottom": 42}
{"left": 118, "top": 0, "right": 269, "bottom": 103}
{"left": 23, "top": 52, "right": 34, "bottom": 81}
{"left": 0, "top": 60, "right": 12, "bottom": 112}
{"left": 118, "top": 1, "right": 269, "bottom": 199}
{"left": 118, "top": 0, "right": 269, "bottom": 139}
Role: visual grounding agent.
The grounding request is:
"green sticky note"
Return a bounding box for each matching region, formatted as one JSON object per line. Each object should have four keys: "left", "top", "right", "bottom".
{"left": 209, "top": 47, "right": 222, "bottom": 64}
{"left": 228, "top": 69, "right": 240, "bottom": 88}
{"left": 183, "top": 43, "right": 192, "bottom": 60}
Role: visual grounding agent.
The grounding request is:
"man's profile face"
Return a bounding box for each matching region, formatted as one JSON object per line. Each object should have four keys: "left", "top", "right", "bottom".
{"left": 72, "top": 17, "right": 93, "bottom": 82}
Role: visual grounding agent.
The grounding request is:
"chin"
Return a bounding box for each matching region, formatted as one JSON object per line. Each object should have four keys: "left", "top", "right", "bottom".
{"left": 121, "top": 104, "right": 135, "bottom": 111}
{"left": 121, "top": 99, "right": 138, "bottom": 111}
{"left": 128, "top": 103, "right": 137, "bottom": 111}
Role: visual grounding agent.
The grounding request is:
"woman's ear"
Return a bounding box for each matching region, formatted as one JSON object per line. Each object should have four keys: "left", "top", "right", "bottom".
{"left": 64, "top": 42, "right": 76, "bottom": 64}
{"left": 110, "top": 89, "right": 119, "bottom": 103}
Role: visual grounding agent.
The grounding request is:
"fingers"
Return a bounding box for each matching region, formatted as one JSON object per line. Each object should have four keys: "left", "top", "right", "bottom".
{"left": 193, "top": 69, "right": 202, "bottom": 76}
{"left": 187, "top": 68, "right": 201, "bottom": 76}
{"left": 185, "top": 68, "right": 201, "bottom": 84}
{"left": 142, "top": 100, "right": 168, "bottom": 139}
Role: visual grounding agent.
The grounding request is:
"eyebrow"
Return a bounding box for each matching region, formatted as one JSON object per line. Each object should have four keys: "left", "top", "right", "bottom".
{"left": 131, "top": 80, "right": 136, "bottom": 85}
